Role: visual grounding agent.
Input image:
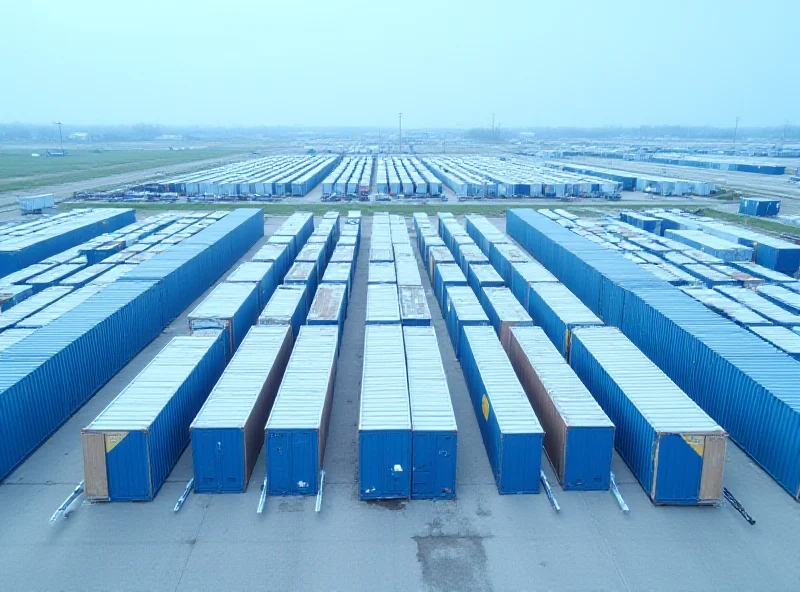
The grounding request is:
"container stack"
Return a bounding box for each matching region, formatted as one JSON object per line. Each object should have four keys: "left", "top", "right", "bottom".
{"left": 191, "top": 326, "right": 293, "bottom": 493}
{"left": 83, "top": 333, "right": 227, "bottom": 501}
{"left": 265, "top": 325, "right": 339, "bottom": 495}
{"left": 404, "top": 326, "right": 457, "bottom": 499}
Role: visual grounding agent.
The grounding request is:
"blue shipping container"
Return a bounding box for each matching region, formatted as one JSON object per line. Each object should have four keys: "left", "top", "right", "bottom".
{"left": 458, "top": 326, "right": 543, "bottom": 494}
{"left": 83, "top": 333, "right": 227, "bottom": 501}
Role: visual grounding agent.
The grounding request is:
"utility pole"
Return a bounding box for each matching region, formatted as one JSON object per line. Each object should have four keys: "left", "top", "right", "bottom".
{"left": 783, "top": 120, "right": 789, "bottom": 144}
{"left": 398, "top": 113, "right": 402, "bottom": 155}
{"left": 52, "top": 121, "right": 64, "bottom": 151}
{"left": 733, "top": 116, "right": 740, "bottom": 150}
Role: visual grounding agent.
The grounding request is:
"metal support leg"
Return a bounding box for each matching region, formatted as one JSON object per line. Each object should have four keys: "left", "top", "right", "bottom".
{"left": 50, "top": 481, "right": 85, "bottom": 522}
{"left": 540, "top": 470, "right": 561, "bottom": 512}
{"left": 257, "top": 476, "right": 268, "bottom": 514}
{"left": 315, "top": 469, "right": 326, "bottom": 513}
{"left": 610, "top": 472, "right": 629, "bottom": 513}
{"left": 173, "top": 479, "right": 193, "bottom": 513}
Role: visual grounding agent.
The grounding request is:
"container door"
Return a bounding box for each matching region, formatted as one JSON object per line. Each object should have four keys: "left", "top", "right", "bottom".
{"left": 267, "top": 432, "right": 291, "bottom": 494}
{"left": 290, "top": 431, "right": 315, "bottom": 495}
{"left": 192, "top": 430, "right": 221, "bottom": 492}
{"left": 435, "top": 433, "right": 456, "bottom": 498}
{"left": 412, "top": 433, "right": 432, "bottom": 498}
{"left": 654, "top": 434, "right": 703, "bottom": 504}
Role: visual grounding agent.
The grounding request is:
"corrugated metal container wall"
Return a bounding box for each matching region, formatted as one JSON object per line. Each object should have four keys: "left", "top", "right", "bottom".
{"left": 507, "top": 327, "right": 614, "bottom": 490}
{"left": 526, "top": 282, "right": 604, "bottom": 359}
{"left": 467, "top": 263, "right": 504, "bottom": 297}
{"left": 284, "top": 261, "right": 318, "bottom": 311}
{"left": 82, "top": 333, "right": 227, "bottom": 501}
{"left": 443, "top": 285, "right": 490, "bottom": 357}
{"left": 251, "top": 243, "right": 291, "bottom": 282}
{"left": 569, "top": 327, "right": 726, "bottom": 505}
{"left": 321, "top": 262, "right": 353, "bottom": 301}
{"left": 188, "top": 282, "right": 260, "bottom": 359}
{"left": 365, "top": 283, "right": 400, "bottom": 325}
{"left": 190, "top": 326, "right": 292, "bottom": 492}
{"left": 258, "top": 285, "right": 308, "bottom": 338}
{"left": 508, "top": 208, "right": 800, "bottom": 500}
{"left": 404, "top": 326, "right": 457, "bottom": 499}
{"left": 428, "top": 246, "right": 456, "bottom": 284}
{"left": 434, "top": 263, "right": 468, "bottom": 310}
{"left": 225, "top": 261, "right": 277, "bottom": 310}
{"left": 0, "top": 280, "right": 164, "bottom": 480}
{"left": 459, "top": 326, "right": 543, "bottom": 494}
{"left": 489, "top": 243, "right": 532, "bottom": 285}
{"left": 368, "top": 261, "right": 397, "bottom": 285}
{"left": 398, "top": 285, "right": 431, "bottom": 326}
{"left": 307, "top": 283, "right": 347, "bottom": 346}
{"left": 359, "top": 325, "right": 411, "bottom": 499}
{"left": 509, "top": 261, "right": 559, "bottom": 309}
{"left": 120, "top": 209, "right": 264, "bottom": 326}
{"left": 0, "top": 286, "right": 73, "bottom": 331}
{"left": 266, "top": 326, "right": 339, "bottom": 495}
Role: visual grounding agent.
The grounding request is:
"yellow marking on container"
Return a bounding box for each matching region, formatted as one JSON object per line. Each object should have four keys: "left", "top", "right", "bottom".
{"left": 482, "top": 394, "right": 490, "bottom": 421}
{"left": 105, "top": 432, "right": 128, "bottom": 453}
{"left": 683, "top": 434, "right": 705, "bottom": 457}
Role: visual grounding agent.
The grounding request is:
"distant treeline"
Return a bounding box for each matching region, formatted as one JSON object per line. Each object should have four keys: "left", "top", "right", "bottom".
{"left": 0, "top": 123, "right": 797, "bottom": 143}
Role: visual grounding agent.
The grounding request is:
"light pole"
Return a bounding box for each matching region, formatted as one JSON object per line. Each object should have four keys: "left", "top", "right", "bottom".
{"left": 52, "top": 121, "right": 64, "bottom": 151}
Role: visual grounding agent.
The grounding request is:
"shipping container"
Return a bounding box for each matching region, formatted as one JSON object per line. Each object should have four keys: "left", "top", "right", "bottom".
{"left": 321, "top": 261, "right": 353, "bottom": 300}
{"left": 251, "top": 243, "right": 291, "bottom": 282}
{"left": 738, "top": 197, "right": 780, "bottom": 217}
{"left": 509, "top": 261, "right": 559, "bottom": 309}
{"left": 296, "top": 242, "right": 328, "bottom": 284}
{"left": 433, "top": 263, "right": 468, "bottom": 310}
{"left": 59, "top": 264, "right": 114, "bottom": 289}
{"left": 459, "top": 326, "right": 543, "bottom": 494}
{"left": 225, "top": 261, "right": 277, "bottom": 310}
{"left": 507, "top": 208, "right": 800, "bottom": 500}
{"left": 569, "top": 327, "right": 726, "bottom": 505}
{"left": 369, "top": 244, "right": 394, "bottom": 263}
{"left": 83, "top": 333, "right": 227, "bottom": 501}
{"left": 419, "top": 234, "right": 446, "bottom": 267}
{"left": 480, "top": 287, "right": 533, "bottom": 350}
{"left": 359, "top": 325, "right": 411, "bottom": 499}
{"left": 398, "top": 285, "right": 431, "bottom": 326}
{"left": 0, "top": 284, "right": 33, "bottom": 311}
{"left": 716, "top": 286, "right": 800, "bottom": 326}
{"left": 265, "top": 325, "right": 339, "bottom": 495}
{"left": 26, "top": 263, "right": 85, "bottom": 292}
{"left": 188, "top": 282, "right": 260, "bottom": 359}
{"left": 756, "top": 284, "right": 800, "bottom": 314}
{"left": 749, "top": 326, "right": 800, "bottom": 359}
{"left": 368, "top": 261, "right": 397, "bottom": 285}
{"left": 443, "top": 285, "right": 490, "bottom": 358}
{"left": 489, "top": 243, "right": 531, "bottom": 285}
{"left": 395, "top": 257, "right": 423, "bottom": 287}
{"left": 330, "top": 244, "right": 356, "bottom": 268}
{"left": 258, "top": 285, "right": 308, "bottom": 338}
{"left": 15, "top": 285, "right": 101, "bottom": 329}
{"left": 191, "top": 326, "right": 292, "bottom": 493}
{"left": 664, "top": 230, "right": 753, "bottom": 262}
{"left": 507, "top": 327, "right": 613, "bottom": 490}
{"left": 466, "top": 263, "right": 504, "bottom": 299}
{"left": 681, "top": 286, "right": 771, "bottom": 327}
{"left": 457, "top": 244, "right": 490, "bottom": 275}
{"left": 307, "top": 283, "right": 347, "bottom": 346}
{"left": 428, "top": 246, "right": 456, "bottom": 283}
{"left": 365, "top": 283, "right": 400, "bottom": 325}
{"left": 403, "top": 326, "right": 457, "bottom": 499}
{"left": 284, "top": 261, "right": 318, "bottom": 311}
{"left": 0, "top": 286, "right": 73, "bottom": 332}
{"left": 0, "top": 328, "right": 36, "bottom": 353}
{"left": 526, "top": 282, "right": 604, "bottom": 359}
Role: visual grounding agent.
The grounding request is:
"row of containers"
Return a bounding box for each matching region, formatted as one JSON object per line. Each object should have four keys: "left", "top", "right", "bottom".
{"left": 506, "top": 208, "right": 800, "bottom": 501}
{"left": 81, "top": 211, "right": 362, "bottom": 500}
{"left": 0, "top": 211, "right": 230, "bottom": 314}
{"left": 0, "top": 208, "right": 136, "bottom": 278}
{"left": 0, "top": 209, "right": 265, "bottom": 481}
{"left": 559, "top": 211, "right": 800, "bottom": 358}
{"left": 358, "top": 214, "right": 456, "bottom": 500}
{"left": 415, "top": 212, "right": 728, "bottom": 504}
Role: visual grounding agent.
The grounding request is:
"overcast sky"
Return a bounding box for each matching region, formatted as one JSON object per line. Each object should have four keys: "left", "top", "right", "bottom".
{"left": 0, "top": 0, "right": 795, "bottom": 128}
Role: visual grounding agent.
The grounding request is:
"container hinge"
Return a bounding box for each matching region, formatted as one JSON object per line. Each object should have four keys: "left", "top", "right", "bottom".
{"left": 540, "top": 470, "right": 560, "bottom": 512}
{"left": 173, "top": 478, "right": 194, "bottom": 513}
{"left": 315, "top": 469, "right": 326, "bottom": 513}
{"left": 50, "top": 480, "right": 85, "bottom": 523}
{"left": 610, "top": 472, "right": 629, "bottom": 513}
{"left": 723, "top": 487, "right": 755, "bottom": 525}
{"left": 257, "top": 476, "right": 268, "bottom": 514}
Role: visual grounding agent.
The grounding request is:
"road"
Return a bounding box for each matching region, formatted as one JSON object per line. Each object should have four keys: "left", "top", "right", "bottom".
{"left": 0, "top": 152, "right": 251, "bottom": 207}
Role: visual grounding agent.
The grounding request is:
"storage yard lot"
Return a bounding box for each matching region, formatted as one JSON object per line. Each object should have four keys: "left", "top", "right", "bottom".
{"left": 1, "top": 213, "right": 799, "bottom": 592}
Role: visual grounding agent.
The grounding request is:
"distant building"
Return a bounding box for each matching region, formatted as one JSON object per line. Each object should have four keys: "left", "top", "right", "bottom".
{"left": 69, "top": 132, "right": 89, "bottom": 141}
{"left": 156, "top": 134, "right": 183, "bottom": 141}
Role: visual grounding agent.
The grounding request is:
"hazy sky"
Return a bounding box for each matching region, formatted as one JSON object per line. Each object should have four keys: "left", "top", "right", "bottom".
{"left": 1, "top": 0, "right": 796, "bottom": 128}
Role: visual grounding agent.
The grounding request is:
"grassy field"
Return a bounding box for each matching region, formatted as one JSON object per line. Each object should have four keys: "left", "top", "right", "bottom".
{"left": 0, "top": 148, "right": 242, "bottom": 193}
{"left": 62, "top": 200, "right": 691, "bottom": 218}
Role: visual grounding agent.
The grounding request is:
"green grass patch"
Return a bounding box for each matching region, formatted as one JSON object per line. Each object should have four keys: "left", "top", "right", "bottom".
{"left": 696, "top": 208, "right": 800, "bottom": 236}
{"left": 62, "top": 200, "right": 692, "bottom": 218}
{"left": 0, "top": 148, "right": 241, "bottom": 193}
